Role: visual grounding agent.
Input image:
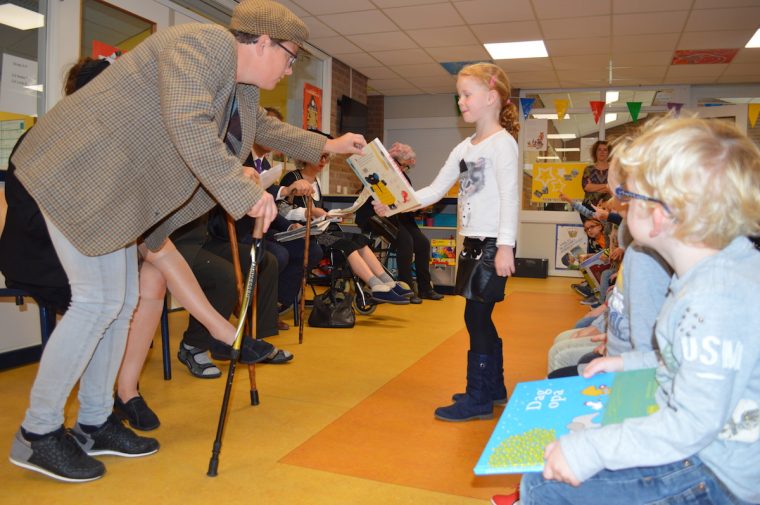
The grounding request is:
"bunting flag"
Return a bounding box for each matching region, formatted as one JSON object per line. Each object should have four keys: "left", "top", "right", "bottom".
{"left": 749, "top": 103, "right": 760, "bottom": 128}
{"left": 520, "top": 97, "right": 536, "bottom": 119}
{"left": 589, "top": 101, "right": 605, "bottom": 124}
{"left": 667, "top": 102, "right": 683, "bottom": 117}
{"left": 554, "top": 99, "right": 569, "bottom": 122}
{"left": 627, "top": 102, "right": 642, "bottom": 123}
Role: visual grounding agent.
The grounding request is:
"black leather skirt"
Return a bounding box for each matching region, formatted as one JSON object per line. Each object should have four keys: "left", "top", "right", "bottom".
{"left": 455, "top": 237, "right": 507, "bottom": 303}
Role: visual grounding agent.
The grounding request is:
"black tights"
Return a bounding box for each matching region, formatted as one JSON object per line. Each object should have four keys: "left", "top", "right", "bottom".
{"left": 464, "top": 299, "right": 498, "bottom": 354}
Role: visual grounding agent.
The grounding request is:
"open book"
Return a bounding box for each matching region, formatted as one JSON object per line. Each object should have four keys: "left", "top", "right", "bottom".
{"left": 273, "top": 216, "right": 340, "bottom": 243}
{"left": 346, "top": 139, "right": 420, "bottom": 217}
{"left": 474, "top": 369, "right": 659, "bottom": 475}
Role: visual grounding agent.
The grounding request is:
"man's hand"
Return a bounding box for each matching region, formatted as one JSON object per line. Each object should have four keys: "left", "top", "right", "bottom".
{"left": 242, "top": 166, "right": 260, "bottom": 184}
{"left": 543, "top": 441, "right": 581, "bottom": 486}
{"left": 282, "top": 179, "right": 313, "bottom": 198}
{"left": 246, "top": 192, "right": 277, "bottom": 232}
{"left": 325, "top": 133, "right": 367, "bottom": 155}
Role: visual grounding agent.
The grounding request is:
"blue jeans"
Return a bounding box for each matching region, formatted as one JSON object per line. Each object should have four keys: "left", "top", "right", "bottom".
{"left": 22, "top": 217, "right": 138, "bottom": 433}
{"left": 520, "top": 456, "right": 751, "bottom": 505}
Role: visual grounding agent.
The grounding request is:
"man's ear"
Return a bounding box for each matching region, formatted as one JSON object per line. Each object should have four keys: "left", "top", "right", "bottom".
{"left": 255, "top": 34, "right": 270, "bottom": 55}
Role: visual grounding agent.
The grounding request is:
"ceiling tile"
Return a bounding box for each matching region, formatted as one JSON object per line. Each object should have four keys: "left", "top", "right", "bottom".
{"left": 612, "top": 0, "right": 693, "bottom": 13}
{"left": 508, "top": 69, "right": 561, "bottom": 82}
{"left": 664, "top": 74, "right": 718, "bottom": 84}
{"left": 383, "top": 3, "right": 465, "bottom": 29}
{"left": 677, "top": 30, "right": 756, "bottom": 50}
{"left": 347, "top": 31, "right": 419, "bottom": 51}
{"left": 427, "top": 44, "right": 491, "bottom": 61}
{"left": 406, "top": 75, "right": 457, "bottom": 87}
{"left": 613, "top": 11, "right": 689, "bottom": 35}
{"left": 317, "top": 10, "right": 398, "bottom": 35}
{"left": 373, "top": 0, "right": 443, "bottom": 6}
{"left": 666, "top": 63, "right": 728, "bottom": 78}
{"left": 389, "top": 62, "right": 451, "bottom": 76}
{"left": 370, "top": 77, "right": 417, "bottom": 88}
{"left": 533, "top": 0, "right": 611, "bottom": 20}
{"left": 278, "top": 0, "right": 310, "bottom": 17}
{"left": 513, "top": 80, "right": 562, "bottom": 89}
{"left": 685, "top": 6, "right": 760, "bottom": 32}
{"left": 732, "top": 48, "right": 760, "bottom": 63}
{"left": 301, "top": 16, "right": 338, "bottom": 38}
{"left": 378, "top": 88, "right": 425, "bottom": 96}
{"left": 471, "top": 20, "right": 543, "bottom": 44}
{"left": 452, "top": 0, "right": 535, "bottom": 25}
{"left": 612, "top": 65, "right": 668, "bottom": 81}
{"left": 545, "top": 37, "right": 610, "bottom": 56}
{"left": 541, "top": 16, "right": 611, "bottom": 39}
{"left": 356, "top": 66, "right": 402, "bottom": 79}
{"left": 494, "top": 58, "right": 554, "bottom": 72}
{"left": 612, "top": 33, "right": 679, "bottom": 53}
{"left": 611, "top": 51, "right": 673, "bottom": 66}
{"left": 292, "top": 0, "right": 376, "bottom": 15}
{"left": 407, "top": 26, "right": 479, "bottom": 47}
{"left": 371, "top": 48, "right": 436, "bottom": 65}
{"left": 558, "top": 67, "right": 609, "bottom": 83}
{"left": 310, "top": 36, "right": 362, "bottom": 54}
{"left": 552, "top": 54, "right": 611, "bottom": 70}
{"left": 693, "top": 0, "right": 760, "bottom": 8}
{"left": 334, "top": 52, "right": 383, "bottom": 68}
{"left": 716, "top": 74, "right": 760, "bottom": 83}
{"left": 721, "top": 63, "right": 760, "bottom": 76}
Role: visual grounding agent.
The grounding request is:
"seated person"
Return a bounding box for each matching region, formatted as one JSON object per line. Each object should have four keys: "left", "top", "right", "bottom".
{"left": 355, "top": 142, "right": 443, "bottom": 304}
{"left": 279, "top": 131, "right": 410, "bottom": 305}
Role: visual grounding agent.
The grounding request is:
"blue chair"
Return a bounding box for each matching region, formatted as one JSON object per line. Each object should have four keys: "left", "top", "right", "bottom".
{"left": 159, "top": 295, "right": 171, "bottom": 380}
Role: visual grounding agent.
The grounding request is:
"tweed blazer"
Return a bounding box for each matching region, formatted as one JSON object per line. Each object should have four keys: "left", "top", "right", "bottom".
{"left": 12, "top": 24, "right": 325, "bottom": 256}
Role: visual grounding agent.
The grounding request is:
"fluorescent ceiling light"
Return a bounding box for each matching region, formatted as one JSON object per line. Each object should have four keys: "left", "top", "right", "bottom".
{"left": 24, "top": 84, "right": 43, "bottom": 92}
{"left": 536, "top": 156, "right": 560, "bottom": 160}
{"left": 533, "top": 113, "right": 570, "bottom": 119}
{"left": 605, "top": 113, "right": 618, "bottom": 123}
{"left": 484, "top": 40, "right": 548, "bottom": 60}
{"left": 0, "top": 4, "right": 44, "bottom": 30}
{"left": 746, "top": 28, "right": 760, "bottom": 48}
{"left": 555, "top": 148, "right": 580, "bottom": 152}
{"left": 605, "top": 91, "right": 619, "bottom": 104}
{"left": 548, "top": 133, "right": 576, "bottom": 139}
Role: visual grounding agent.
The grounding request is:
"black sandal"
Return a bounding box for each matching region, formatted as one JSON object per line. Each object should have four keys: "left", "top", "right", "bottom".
{"left": 178, "top": 343, "right": 221, "bottom": 379}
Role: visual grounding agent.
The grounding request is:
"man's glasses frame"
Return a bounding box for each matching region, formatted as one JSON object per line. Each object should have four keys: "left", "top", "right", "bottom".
{"left": 274, "top": 40, "right": 297, "bottom": 68}
{"left": 615, "top": 186, "right": 671, "bottom": 215}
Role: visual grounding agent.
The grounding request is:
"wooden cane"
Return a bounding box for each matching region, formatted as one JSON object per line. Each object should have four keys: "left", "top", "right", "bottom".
{"left": 298, "top": 197, "right": 313, "bottom": 344}
{"left": 225, "top": 214, "right": 259, "bottom": 406}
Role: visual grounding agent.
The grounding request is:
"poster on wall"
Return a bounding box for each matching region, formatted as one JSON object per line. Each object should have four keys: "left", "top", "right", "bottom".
{"left": 531, "top": 162, "right": 586, "bottom": 203}
{"left": 524, "top": 119, "right": 547, "bottom": 151}
{"left": 555, "top": 224, "right": 586, "bottom": 270}
{"left": 0, "top": 54, "right": 38, "bottom": 117}
{"left": 303, "top": 83, "right": 322, "bottom": 131}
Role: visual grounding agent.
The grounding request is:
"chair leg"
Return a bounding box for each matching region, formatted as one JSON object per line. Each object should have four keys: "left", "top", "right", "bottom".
{"left": 160, "top": 296, "right": 171, "bottom": 380}
{"left": 38, "top": 305, "right": 57, "bottom": 349}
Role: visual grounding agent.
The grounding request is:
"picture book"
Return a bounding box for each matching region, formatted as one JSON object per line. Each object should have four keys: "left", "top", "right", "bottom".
{"left": 430, "top": 238, "right": 456, "bottom": 266}
{"left": 579, "top": 249, "right": 611, "bottom": 294}
{"left": 346, "top": 138, "right": 420, "bottom": 217}
{"left": 273, "top": 217, "right": 340, "bottom": 243}
{"left": 474, "top": 368, "right": 659, "bottom": 476}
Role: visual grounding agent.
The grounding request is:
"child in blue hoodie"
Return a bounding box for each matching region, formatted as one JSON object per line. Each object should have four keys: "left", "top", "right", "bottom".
{"left": 521, "top": 117, "right": 760, "bottom": 505}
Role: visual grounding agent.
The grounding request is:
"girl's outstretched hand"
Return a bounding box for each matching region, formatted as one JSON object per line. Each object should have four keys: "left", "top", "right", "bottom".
{"left": 495, "top": 245, "right": 515, "bottom": 277}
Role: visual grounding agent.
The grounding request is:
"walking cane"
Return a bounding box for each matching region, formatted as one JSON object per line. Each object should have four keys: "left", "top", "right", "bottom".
{"left": 207, "top": 218, "right": 264, "bottom": 477}
{"left": 298, "top": 197, "right": 313, "bottom": 344}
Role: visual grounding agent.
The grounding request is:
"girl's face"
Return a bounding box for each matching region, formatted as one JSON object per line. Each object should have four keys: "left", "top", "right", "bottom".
{"left": 583, "top": 221, "right": 603, "bottom": 239}
{"left": 456, "top": 75, "right": 495, "bottom": 124}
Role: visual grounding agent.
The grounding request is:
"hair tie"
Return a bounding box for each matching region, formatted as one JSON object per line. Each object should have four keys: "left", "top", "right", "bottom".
{"left": 489, "top": 75, "right": 497, "bottom": 88}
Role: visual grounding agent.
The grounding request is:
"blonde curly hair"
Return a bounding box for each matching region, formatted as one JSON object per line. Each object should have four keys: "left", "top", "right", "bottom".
{"left": 458, "top": 63, "right": 519, "bottom": 139}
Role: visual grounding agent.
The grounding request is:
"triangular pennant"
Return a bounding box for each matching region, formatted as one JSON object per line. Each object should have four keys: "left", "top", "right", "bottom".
{"left": 589, "top": 101, "right": 605, "bottom": 124}
{"left": 627, "top": 102, "right": 642, "bottom": 123}
{"left": 749, "top": 103, "right": 760, "bottom": 128}
{"left": 667, "top": 102, "right": 683, "bottom": 117}
{"left": 554, "top": 99, "right": 569, "bottom": 122}
{"left": 520, "top": 97, "right": 535, "bottom": 120}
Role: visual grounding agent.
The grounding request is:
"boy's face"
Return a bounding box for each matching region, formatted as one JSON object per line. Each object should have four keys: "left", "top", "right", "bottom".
{"left": 236, "top": 36, "right": 295, "bottom": 89}
{"left": 622, "top": 179, "right": 654, "bottom": 245}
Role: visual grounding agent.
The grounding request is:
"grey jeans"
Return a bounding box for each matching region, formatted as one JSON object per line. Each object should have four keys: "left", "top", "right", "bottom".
{"left": 21, "top": 217, "right": 138, "bottom": 434}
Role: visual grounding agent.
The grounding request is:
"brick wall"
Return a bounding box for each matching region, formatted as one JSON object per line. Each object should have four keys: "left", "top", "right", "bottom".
{"left": 327, "top": 59, "right": 375, "bottom": 195}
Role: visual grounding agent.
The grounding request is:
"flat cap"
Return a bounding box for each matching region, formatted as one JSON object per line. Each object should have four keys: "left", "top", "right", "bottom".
{"left": 230, "top": 0, "right": 309, "bottom": 47}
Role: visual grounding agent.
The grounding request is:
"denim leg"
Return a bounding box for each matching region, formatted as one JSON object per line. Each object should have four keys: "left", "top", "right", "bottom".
{"left": 21, "top": 218, "right": 138, "bottom": 434}
{"left": 520, "top": 457, "right": 750, "bottom": 505}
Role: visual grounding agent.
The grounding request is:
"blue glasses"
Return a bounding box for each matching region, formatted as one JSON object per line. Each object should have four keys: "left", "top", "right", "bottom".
{"left": 615, "top": 186, "right": 671, "bottom": 214}
{"left": 274, "top": 41, "right": 297, "bottom": 68}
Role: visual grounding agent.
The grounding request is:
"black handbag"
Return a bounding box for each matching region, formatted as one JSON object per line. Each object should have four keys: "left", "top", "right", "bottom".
{"left": 308, "top": 289, "right": 355, "bottom": 328}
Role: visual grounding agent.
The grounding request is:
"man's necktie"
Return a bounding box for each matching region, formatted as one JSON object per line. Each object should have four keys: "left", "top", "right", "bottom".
{"left": 254, "top": 158, "right": 263, "bottom": 173}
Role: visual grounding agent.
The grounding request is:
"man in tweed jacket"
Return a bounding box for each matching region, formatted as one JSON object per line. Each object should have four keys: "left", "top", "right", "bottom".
{"left": 8, "top": 0, "right": 366, "bottom": 483}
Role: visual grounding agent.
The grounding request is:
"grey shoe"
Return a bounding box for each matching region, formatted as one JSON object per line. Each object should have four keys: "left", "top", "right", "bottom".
{"left": 73, "top": 414, "right": 159, "bottom": 458}
{"left": 9, "top": 427, "right": 105, "bottom": 483}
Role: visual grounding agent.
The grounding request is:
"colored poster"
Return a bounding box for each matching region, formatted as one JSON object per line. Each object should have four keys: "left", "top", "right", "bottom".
{"left": 531, "top": 162, "right": 586, "bottom": 203}
{"left": 524, "top": 119, "right": 547, "bottom": 151}
{"left": 555, "top": 224, "right": 586, "bottom": 271}
{"left": 303, "top": 82, "right": 322, "bottom": 131}
{"left": 430, "top": 239, "right": 456, "bottom": 266}
{"left": 91, "top": 40, "right": 122, "bottom": 60}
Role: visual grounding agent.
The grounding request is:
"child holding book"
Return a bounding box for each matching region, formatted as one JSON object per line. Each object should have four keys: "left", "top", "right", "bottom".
{"left": 520, "top": 117, "right": 760, "bottom": 504}
{"left": 375, "top": 62, "right": 520, "bottom": 422}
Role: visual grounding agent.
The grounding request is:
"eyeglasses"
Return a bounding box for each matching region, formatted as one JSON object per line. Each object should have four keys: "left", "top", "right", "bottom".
{"left": 583, "top": 223, "right": 601, "bottom": 232}
{"left": 614, "top": 186, "right": 671, "bottom": 214}
{"left": 274, "top": 41, "right": 297, "bottom": 68}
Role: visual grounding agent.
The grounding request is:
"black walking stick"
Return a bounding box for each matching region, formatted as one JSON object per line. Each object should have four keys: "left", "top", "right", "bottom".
{"left": 207, "top": 218, "right": 264, "bottom": 477}
{"left": 298, "top": 197, "right": 313, "bottom": 344}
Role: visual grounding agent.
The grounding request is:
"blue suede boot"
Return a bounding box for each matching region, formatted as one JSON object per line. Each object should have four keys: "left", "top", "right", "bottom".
{"left": 435, "top": 351, "right": 493, "bottom": 422}
{"left": 452, "top": 338, "right": 508, "bottom": 405}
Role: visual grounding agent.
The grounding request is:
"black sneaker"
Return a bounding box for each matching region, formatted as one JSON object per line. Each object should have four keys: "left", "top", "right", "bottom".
{"left": 210, "top": 336, "right": 275, "bottom": 365}
{"left": 9, "top": 427, "right": 105, "bottom": 483}
{"left": 72, "top": 414, "right": 159, "bottom": 458}
{"left": 420, "top": 289, "right": 444, "bottom": 301}
{"left": 113, "top": 394, "right": 160, "bottom": 431}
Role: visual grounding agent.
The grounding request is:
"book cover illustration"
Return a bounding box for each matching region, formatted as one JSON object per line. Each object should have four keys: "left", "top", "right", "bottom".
{"left": 346, "top": 139, "right": 420, "bottom": 217}
{"left": 474, "top": 369, "right": 659, "bottom": 475}
{"left": 430, "top": 238, "right": 456, "bottom": 266}
{"left": 579, "top": 249, "right": 610, "bottom": 294}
